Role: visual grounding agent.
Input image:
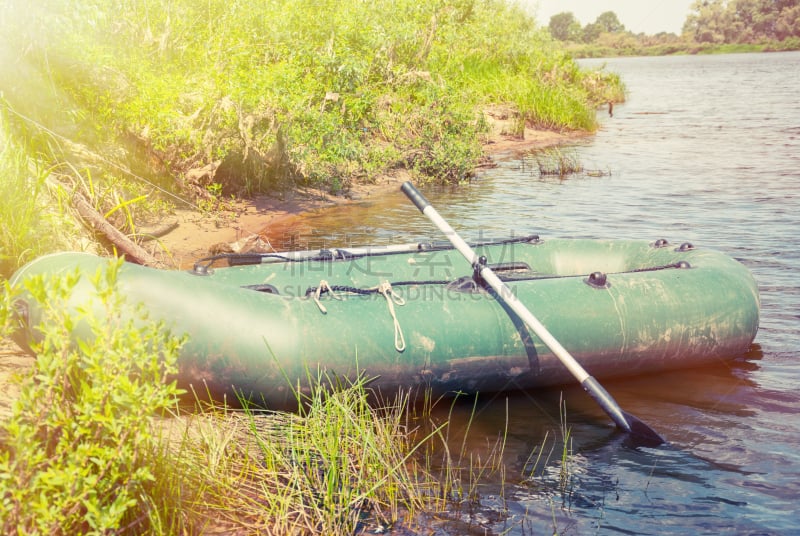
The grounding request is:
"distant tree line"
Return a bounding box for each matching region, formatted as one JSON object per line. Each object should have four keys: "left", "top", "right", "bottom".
{"left": 548, "top": 1, "right": 799, "bottom": 48}
{"left": 684, "top": 0, "right": 800, "bottom": 43}
{"left": 548, "top": 11, "right": 626, "bottom": 43}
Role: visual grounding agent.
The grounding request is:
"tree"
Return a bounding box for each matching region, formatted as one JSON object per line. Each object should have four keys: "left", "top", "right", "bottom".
{"left": 580, "top": 11, "right": 625, "bottom": 43}
{"left": 683, "top": 0, "right": 727, "bottom": 42}
{"left": 595, "top": 11, "right": 626, "bottom": 33}
{"left": 683, "top": 0, "right": 800, "bottom": 43}
{"left": 775, "top": 5, "right": 800, "bottom": 40}
{"left": 548, "top": 12, "right": 581, "bottom": 41}
{"left": 582, "top": 22, "right": 602, "bottom": 43}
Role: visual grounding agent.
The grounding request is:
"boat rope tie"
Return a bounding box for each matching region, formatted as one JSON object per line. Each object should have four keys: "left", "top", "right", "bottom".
{"left": 306, "top": 280, "right": 406, "bottom": 351}
{"left": 376, "top": 281, "right": 406, "bottom": 352}
{"left": 629, "top": 261, "right": 691, "bottom": 273}
{"left": 312, "top": 280, "right": 342, "bottom": 314}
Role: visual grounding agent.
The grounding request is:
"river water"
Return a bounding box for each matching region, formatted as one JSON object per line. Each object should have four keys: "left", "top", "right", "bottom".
{"left": 268, "top": 52, "right": 800, "bottom": 534}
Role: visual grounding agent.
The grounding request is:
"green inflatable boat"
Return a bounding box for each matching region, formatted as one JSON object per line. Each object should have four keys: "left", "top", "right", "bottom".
{"left": 10, "top": 236, "right": 760, "bottom": 405}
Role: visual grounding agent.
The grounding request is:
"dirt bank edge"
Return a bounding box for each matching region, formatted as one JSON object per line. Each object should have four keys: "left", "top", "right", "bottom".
{"left": 156, "top": 118, "right": 591, "bottom": 267}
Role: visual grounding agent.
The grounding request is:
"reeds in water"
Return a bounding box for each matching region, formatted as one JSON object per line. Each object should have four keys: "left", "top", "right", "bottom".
{"left": 535, "top": 148, "right": 585, "bottom": 178}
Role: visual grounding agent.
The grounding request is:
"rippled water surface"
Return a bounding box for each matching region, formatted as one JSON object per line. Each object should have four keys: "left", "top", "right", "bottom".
{"left": 268, "top": 52, "right": 800, "bottom": 534}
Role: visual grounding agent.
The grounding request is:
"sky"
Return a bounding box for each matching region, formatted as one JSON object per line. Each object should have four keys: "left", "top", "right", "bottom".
{"left": 524, "top": 0, "right": 696, "bottom": 35}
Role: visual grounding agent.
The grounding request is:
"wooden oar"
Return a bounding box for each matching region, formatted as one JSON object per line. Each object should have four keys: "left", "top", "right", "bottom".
{"left": 400, "top": 181, "right": 665, "bottom": 447}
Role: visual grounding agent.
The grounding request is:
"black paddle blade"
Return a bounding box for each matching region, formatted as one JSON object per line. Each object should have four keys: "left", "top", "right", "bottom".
{"left": 622, "top": 411, "right": 666, "bottom": 448}
{"left": 582, "top": 376, "right": 665, "bottom": 447}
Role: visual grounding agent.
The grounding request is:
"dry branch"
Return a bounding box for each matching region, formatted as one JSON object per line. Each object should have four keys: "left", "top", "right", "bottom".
{"left": 71, "top": 191, "right": 166, "bottom": 268}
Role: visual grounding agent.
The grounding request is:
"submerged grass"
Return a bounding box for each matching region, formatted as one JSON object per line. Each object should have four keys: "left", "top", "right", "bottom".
{"left": 151, "top": 379, "right": 446, "bottom": 534}
{"left": 534, "top": 147, "right": 585, "bottom": 178}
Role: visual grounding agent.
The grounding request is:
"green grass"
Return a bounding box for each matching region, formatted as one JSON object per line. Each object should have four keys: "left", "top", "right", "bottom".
{"left": 1, "top": 0, "right": 620, "bottom": 196}
{"left": 0, "top": 261, "right": 583, "bottom": 533}
{"left": 0, "top": 111, "right": 80, "bottom": 276}
{"left": 136, "top": 381, "right": 441, "bottom": 533}
{"left": 0, "top": 0, "right": 627, "bottom": 279}
{"left": 565, "top": 36, "right": 800, "bottom": 58}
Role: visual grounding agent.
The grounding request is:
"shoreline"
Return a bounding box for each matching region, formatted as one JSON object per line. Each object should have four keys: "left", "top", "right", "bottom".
{"left": 156, "top": 119, "right": 591, "bottom": 267}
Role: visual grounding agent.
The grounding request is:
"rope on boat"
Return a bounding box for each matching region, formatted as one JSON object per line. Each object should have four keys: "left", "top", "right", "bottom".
{"left": 300, "top": 260, "right": 690, "bottom": 352}
{"left": 376, "top": 281, "right": 406, "bottom": 352}
{"left": 312, "top": 280, "right": 342, "bottom": 314}
{"left": 301, "top": 261, "right": 691, "bottom": 298}
{"left": 629, "top": 261, "right": 691, "bottom": 273}
{"left": 310, "top": 279, "right": 407, "bottom": 351}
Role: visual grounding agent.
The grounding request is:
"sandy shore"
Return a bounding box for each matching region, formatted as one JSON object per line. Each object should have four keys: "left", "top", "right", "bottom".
{"left": 0, "top": 117, "right": 590, "bottom": 417}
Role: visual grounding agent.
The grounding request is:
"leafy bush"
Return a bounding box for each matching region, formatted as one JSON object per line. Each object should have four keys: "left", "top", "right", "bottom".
{"left": 0, "top": 263, "right": 446, "bottom": 534}
{"left": 0, "top": 260, "right": 184, "bottom": 534}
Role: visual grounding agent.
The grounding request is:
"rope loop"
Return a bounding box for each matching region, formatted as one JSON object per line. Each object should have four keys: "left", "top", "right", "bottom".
{"left": 376, "top": 281, "right": 406, "bottom": 352}
{"left": 312, "top": 280, "right": 342, "bottom": 314}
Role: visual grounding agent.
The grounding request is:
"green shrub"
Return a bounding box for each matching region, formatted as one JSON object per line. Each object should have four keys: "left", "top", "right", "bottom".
{"left": 0, "top": 260, "right": 184, "bottom": 534}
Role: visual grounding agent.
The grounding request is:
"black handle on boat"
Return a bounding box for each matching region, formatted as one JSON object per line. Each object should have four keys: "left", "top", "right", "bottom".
{"left": 400, "top": 181, "right": 665, "bottom": 447}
